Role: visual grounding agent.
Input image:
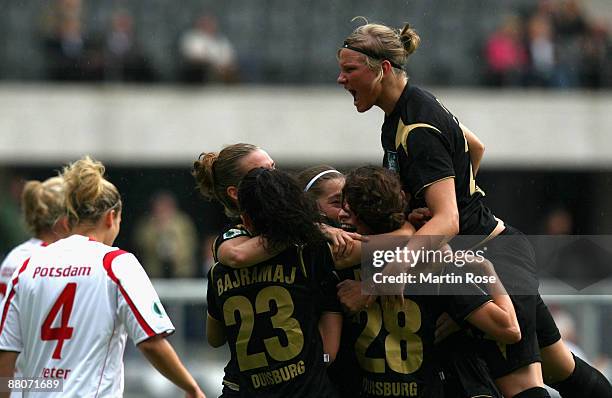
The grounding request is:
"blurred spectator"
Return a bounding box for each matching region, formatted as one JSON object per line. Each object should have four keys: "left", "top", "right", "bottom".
{"left": 554, "top": 0, "right": 588, "bottom": 40}
{"left": 178, "top": 14, "right": 238, "bottom": 83}
{"left": 134, "top": 191, "right": 198, "bottom": 278}
{"left": 482, "top": 0, "right": 611, "bottom": 89}
{"left": 43, "top": 16, "right": 88, "bottom": 81}
{"left": 580, "top": 21, "right": 611, "bottom": 88}
{"left": 102, "top": 10, "right": 155, "bottom": 82}
{"left": 552, "top": 0, "right": 588, "bottom": 87}
{"left": 525, "top": 14, "right": 557, "bottom": 87}
{"left": 552, "top": 307, "right": 585, "bottom": 355}
{"left": 40, "top": 0, "right": 102, "bottom": 81}
{"left": 543, "top": 207, "right": 574, "bottom": 235}
{"left": 0, "top": 172, "right": 29, "bottom": 256}
{"left": 484, "top": 15, "right": 527, "bottom": 86}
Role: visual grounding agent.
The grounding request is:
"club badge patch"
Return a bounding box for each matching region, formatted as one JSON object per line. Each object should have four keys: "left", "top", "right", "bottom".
{"left": 385, "top": 150, "right": 399, "bottom": 173}
{"left": 223, "top": 228, "right": 248, "bottom": 240}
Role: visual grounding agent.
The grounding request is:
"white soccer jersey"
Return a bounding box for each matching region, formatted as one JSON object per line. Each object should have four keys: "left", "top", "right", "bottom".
{"left": 0, "top": 234, "right": 175, "bottom": 397}
{"left": 0, "top": 238, "right": 45, "bottom": 301}
{"left": 0, "top": 240, "right": 45, "bottom": 398}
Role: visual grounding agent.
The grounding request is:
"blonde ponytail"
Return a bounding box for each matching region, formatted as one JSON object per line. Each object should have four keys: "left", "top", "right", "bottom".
{"left": 61, "top": 156, "right": 121, "bottom": 226}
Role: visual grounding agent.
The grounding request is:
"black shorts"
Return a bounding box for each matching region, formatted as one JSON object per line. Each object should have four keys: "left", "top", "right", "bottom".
{"left": 477, "top": 225, "right": 561, "bottom": 378}
{"left": 536, "top": 294, "right": 562, "bottom": 348}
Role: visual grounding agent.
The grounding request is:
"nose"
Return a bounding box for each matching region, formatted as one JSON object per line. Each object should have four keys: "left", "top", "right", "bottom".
{"left": 337, "top": 72, "right": 346, "bottom": 85}
{"left": 337, "top": 207, "right": 350, "bottom": 223}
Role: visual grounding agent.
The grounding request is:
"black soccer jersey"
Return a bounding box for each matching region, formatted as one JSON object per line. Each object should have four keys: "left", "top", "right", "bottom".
{"left": 334, "top": 265, "right": 491, "bottom": 398}
{"left": 212, "top": 224, "right": 252, "bottom": 262}
{"left": 381, "top": 84, "right": 498, "bottom": 236}
{"left": 211, "top": 224, "right": 253, "bottom": 396}
{"left": 207, "top": 243, "right": 340, "bottom": 398}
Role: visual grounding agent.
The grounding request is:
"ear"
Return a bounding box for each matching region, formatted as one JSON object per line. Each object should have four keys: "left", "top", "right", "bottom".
{"left": 381, "top": 60, "right": 393, "bottom": 75}
{"left": 400, "top": 189, "right": 409, "bottom": 203}
{"left": 104, "top": 209, "right": 116, "bottom": 228}
{"left": 53, "top": 216, "right": 70, "bottom": 236}
{"left": 227, "top": 185, "right": 238, "bottom": 202}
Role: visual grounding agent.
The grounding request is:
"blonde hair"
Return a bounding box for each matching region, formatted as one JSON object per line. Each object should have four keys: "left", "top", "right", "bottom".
{"left": 21, "top": 176, "right": 65, "bottom": 236}
{"left": 342, "top": 19, "right": 420, "bottom": 75}
{"left": 61, "top": 156, "right": 121, "bottom": 227}
{"left": 192, "top": 143, "right": 259, "bottom": 218}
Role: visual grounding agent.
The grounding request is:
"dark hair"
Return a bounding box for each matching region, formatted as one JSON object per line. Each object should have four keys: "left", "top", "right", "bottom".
{"left": 342, "top": 166, "right": 406, "bottom": 234}
{"left": 192, "top": 143, "right": 259, "bottom": 218}
{"left": 296, "top": 165, "right": 344, "bottom": 198}
{"left": 238, "top": 168, "right": 325, "bottom": 250}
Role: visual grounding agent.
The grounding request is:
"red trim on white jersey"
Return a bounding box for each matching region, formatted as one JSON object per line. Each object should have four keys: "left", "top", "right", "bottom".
{"left": 102, "top": 250, "right": 156, "bottom": 337}
{"left": 0, "top": 258, "right": 31, "bottom": 334}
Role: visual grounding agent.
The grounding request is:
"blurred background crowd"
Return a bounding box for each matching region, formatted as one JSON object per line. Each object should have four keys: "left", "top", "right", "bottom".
{"left": 0, "top": 0, "right": 609, "bottom": 87}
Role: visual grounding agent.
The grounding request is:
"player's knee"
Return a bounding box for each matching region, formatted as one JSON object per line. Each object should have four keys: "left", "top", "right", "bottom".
{"left": 511, "top": 386, "right": 551, "bottom": 398}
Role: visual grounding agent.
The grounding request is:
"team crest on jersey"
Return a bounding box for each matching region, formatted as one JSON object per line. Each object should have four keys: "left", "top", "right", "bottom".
{"left": 223, "top": 228, "right": 247, "bottom": 240}
{"left": 153, "top": 301, "right": 166, "bottom": 318}
{"left": 385, "top": 150, "right": 399, "bottom": 173}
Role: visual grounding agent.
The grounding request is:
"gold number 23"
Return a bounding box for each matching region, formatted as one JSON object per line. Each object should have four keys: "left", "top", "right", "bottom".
{"left": 223, "top": 286, "right": 304, "bottom": 371}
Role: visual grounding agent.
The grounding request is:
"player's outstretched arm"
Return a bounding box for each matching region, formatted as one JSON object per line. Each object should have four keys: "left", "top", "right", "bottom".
{"left": 218, "top": 236, "right": 282, "bottom": 268}
{"left": 137, "top": 335, "right": 206, "bottom": 398}
{"left": 0, "top": 351, "right": 17, "bottom": 398}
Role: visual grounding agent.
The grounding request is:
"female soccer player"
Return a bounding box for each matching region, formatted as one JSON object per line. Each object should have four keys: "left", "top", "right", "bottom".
{"left": 205, "top": 168, "right": 342, "bottom": 397}
{"left": 0, "top": 156, "right": 205, "bottom": 398}
{"left": 193, "top": 143, "right": 276, "bottom": 397}
{"left": 193, "top": 147, "right": 353, "bottom": 396}
{"left": 193, "top": 143, "right": 277, "bottom": 270}
{"left": 0, "top": 175, "right": 68, "bottom": 398}
{"left": 338, "top": 166, "right": 520, "bottom": 397}
{"left": 0, "top": 176, "right": 68, "bottom": 301}
{"left": 297, "top": 165, "right": 345, "bottom": 226}
{"left": 336, "top": 166, "right": 517, "bottom": 398}
{"left": 337, "top": 21, "right": 612, "bottom": 398}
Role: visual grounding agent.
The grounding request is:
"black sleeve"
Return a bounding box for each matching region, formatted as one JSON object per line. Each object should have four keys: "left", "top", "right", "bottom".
{"left": 212, "top": 225, "right": 251, "bottom": 261}
{"left": 402, "top": 128, "right": 455, "bottom": 198}
{"left": 445, "top": 293, "right": 492, "bottom": 327}
{"left": 305, "top": 244, "right": 342, "bottom": 314}
{"left": 206, "top": 266, "right": 222, "bottom": 320}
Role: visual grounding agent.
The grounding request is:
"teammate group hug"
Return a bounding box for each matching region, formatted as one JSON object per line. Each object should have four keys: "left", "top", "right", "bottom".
{"left": 1, "top": 20, "right": 611, "bottom": 398}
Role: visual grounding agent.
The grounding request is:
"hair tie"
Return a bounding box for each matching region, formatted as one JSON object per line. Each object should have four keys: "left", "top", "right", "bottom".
{"left": 304, "top": 170, "right": 341, "bottom": 192}
{"left": 342, "top": 41, "right": 404, "bottom": 70}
